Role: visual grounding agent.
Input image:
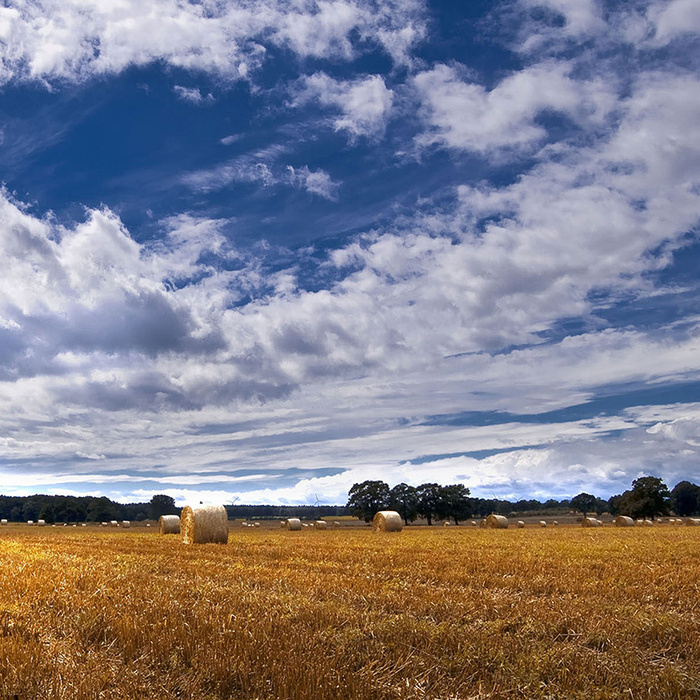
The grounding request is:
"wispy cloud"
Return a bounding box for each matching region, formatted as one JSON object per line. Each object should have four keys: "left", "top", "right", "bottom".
{"left": 173, "top": 85, "right": 215, "bottom": 105}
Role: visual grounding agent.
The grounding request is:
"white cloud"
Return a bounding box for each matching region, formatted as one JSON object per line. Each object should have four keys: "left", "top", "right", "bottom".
{"left": 413, "top": 61, "right": 616, "bottom": 155}
{"left": 0, "top": 0, "right": 426, "bottom": 86}
{"left": 173, "top": 85, "right": 215, "bottom": 105}
{"left": 295, "top": 72, "right": 394, "bottom": 139}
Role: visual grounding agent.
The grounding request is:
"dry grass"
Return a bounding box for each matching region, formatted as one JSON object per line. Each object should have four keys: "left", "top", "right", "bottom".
{"left": 0, "top": 526, "right": 698, "bottom": 699}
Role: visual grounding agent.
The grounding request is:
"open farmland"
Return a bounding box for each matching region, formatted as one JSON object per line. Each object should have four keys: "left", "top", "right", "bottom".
{"left": 0, "top": 525, "right": 698, "bottom": 699}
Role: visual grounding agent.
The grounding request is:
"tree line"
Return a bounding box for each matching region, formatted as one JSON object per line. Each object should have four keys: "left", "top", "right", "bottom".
{"left": 345, "top": 477, "right": 700, "bottom": 524}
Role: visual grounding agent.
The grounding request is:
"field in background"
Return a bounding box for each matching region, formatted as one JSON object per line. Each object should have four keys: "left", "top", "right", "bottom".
{"left": 0, "top": 525, "right": 698, "bottom": 699}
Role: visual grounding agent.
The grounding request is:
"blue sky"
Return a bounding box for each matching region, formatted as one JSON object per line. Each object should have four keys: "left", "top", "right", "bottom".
{"left": 0, "top": 0, "right": 699, "bottom": 506}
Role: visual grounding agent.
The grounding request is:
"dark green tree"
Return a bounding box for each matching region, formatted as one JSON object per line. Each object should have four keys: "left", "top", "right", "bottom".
{"left": 389, "top": 483, "right": 418, "bottom": 525}
{"left": 570, "top": 492, "right": 597, "bottom": 516}
{"left": 614, "top": 476, "right": 671, "bottom": 519}
{"left": 415, "top": 483, "right": 443, "bottom": 526}
{"left": 670, "top": 480, "right": 700, "bottom": 517}
{"left": 346, "top": 481, "right": 390, "bottom": 522}
{"left": 38, "top": 504, "right": 55, "bottom": 524}
{"left": 437, "top": 484, "right": 471, "bottom": 525}
{"left": 149, "top": 494, "right": 178, "bottom": 519}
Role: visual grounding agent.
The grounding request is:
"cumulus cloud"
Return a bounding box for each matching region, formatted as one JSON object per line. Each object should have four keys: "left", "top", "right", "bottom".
{"left": 0, "top": 0, "right": 426, "bottom": 86}
{"left": 173, "top": 85, "right": 215, "bottom": 105}
{"left": 295, "top": 72, "right": 394, "bottom": 139}
{"left": 413, "top": 61, "right": 616, "bottom": 155}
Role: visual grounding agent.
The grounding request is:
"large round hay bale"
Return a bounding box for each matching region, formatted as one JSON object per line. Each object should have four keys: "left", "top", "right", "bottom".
{"left": 181, "top": 505, "right": 229, "bottom": 545}
{"left": 539, "top": 520, "right": 547, "bottom": 528}
{"left": 582, "top": 517, "right": 601, "bottom": 527}
{"left": 372, "top": 510, "right": 403, "bottom": 532}
{"left": 121, "top": 521, "right": 130, "bottom": 529}
{"left": 159, "top": 515, "right": 181, "bottom": 535}
{"left": 517, "top": 520, "right": 525, "bottom": 528}
{"left": 285, "top": 518, "right": 302, "bottom": 531}
{"left": 314, "top": 520, "right": 328, "bottom": 530}
{"left": 484, "top": 514, "right": 508, "bottom": 529}
{"left": 686, "top": 518, "right": 700, "bottom": 526}
{"left": 615, "top": 516, "right": 635, "bottom": 527}
{"left": 0, "top": 519, "right": 7, "bottom": 525}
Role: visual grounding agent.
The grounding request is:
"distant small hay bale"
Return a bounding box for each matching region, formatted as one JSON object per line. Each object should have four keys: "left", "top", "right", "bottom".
{"left": 110, "top": 520, "right": 118, "bottom": 527}
{"left": 615, "top": 516, "right": 635, "bottom": 527}
{"left": 285, "top": 518, "right": 302, "bottom": 531}
{"left": 101, "top": 522, "right": 108, "bottom": 527}
{"left": 302, "top": 523, "right": 309, "bottom": 528}
{"left": 517, "top": 520, "right": 525, "bottom": 528}
{"left": 539, "top": 520, "right": 547, "bottom": 528}
{"left": 27, "top": 520, "right": 33, "bottom": 526}
{"left": 121, "top": 521, "right": 131, "bottom": 528}
{"left": 582, "top": 517, "right": 602, "bottom": 528}
{"left": 254, "top": 522, "right": 261, "bottom": 528}
{"left": 686, "top": 518, "right": 700, "bottom": 526}
{"left": 145, "top": 523, "right": 151, "bottom": 527}
{"left": 280, "top": 520, "right": 287, "bottom": 528}
{"left": 37, "top": 520, "right": 46, "bottom": 527}
{"left": 241, "top": 522, "right": 249, "bottom": 528}
{"left": 0, "top": 519, "right": 7, "bottom": 525}
{"left": 159, "top": 515, "right": 180, "bottom": 535}
{"left": 332, "top": 521, "right": 341, "bottom": 528}
{"left": 485, "top": 514, "right": 509, "bottom": 529}
{"left": 81, "top": 523, "right": 86, "bottom": 527}
{"left": 470, "top": 520, "right": 477, "bottom": 526}
{"left": 181, "top": 505, "right": 229, "bottom": 545}
{"left": 642, "top": 519, "right": 654, "bottom": 527}
{"left": 552, "top": 521, "right": 559, "bottom": 526}
{"left": 443, "top": 522, "right": 451, "bottom": 527}
{"left": 479, "top": 518, "right": 487, "bottom": 528}
{"left": 314, "top": 520, "right": 328, "bottom": 530}
{"left": 372, "top": 510, "right": 403, "bottom": 533}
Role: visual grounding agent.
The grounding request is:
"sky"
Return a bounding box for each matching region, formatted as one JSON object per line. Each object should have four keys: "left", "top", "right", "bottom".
{"left": 0, "top": 0, "right": 699, "bottom": 506}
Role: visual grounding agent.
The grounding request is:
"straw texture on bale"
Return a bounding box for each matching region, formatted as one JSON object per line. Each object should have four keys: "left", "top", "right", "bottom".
{"left": 485, "top": 514, "right": 509, "bottom": 529}
{"left": 539, "top": 520, "right": 547, "bottom": 528}
{"left": 615, "top": 516, "right": 635, "bottom": 527}
{"left": 372, "top": 510, "right": 403, "bottom": 532}
{"left": 582, "top": 517, "right": 602, "bottom": 527}
{"left": 159, "top": 514, "right": 181, "bottom": 535}
{"left": 181, "top": 505, "right": 229, "bottom": 545}
{"left": 314, "top": 520, "right": 328, "bottom": 530}
{"left": 285, "top": 518, "right": 302, "bottom": 531}
{"left": 517, "top": 520, "right": 525, "bottom": 528}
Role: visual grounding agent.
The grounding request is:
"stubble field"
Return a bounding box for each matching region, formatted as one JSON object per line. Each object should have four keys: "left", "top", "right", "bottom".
{"left": 0, "top": 524, "right": 698, "bottom": 700}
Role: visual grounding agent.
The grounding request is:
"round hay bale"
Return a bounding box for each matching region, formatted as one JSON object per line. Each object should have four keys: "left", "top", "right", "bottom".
{"left": 285, "top": 518, "right": 302, "bottom": 531}
{"left": 470, "top": 520, "right": 477, "bottom": 526}
{"left": 314, "top": 520, "right": 328, "bottom": 530}
{"left": 0, "top": 519, "right": 7, "bottom": 525}
{"left": 121, "top": 521, "right": 130, "bottom": 529}
{"left": 37, "top": 519, "right": 46, "bottom": 527}
{"left": 27, "top": 520, "right": 33, "bottom": 526}
{"left": 685, "top": 518, "right": 700, "bottom": 526}
{"left": 81, "top": 523, "right": 87, "bottom": 527}
{"left": 614, "top": 516, "right": 635, "bottom": 527}
{"left": 254, "top": 522, "right": 261, "bottom": 528}
{"left": 372, "top": 510, "right": 403, "bottom": 532}
{"left": 539, "top": 520, "right": 547, "bottom": 528}
{"left": 485, "top": 514, "right": 508, "bottom": 529}
{"left": 101, "top": 522, "right": 108, "bottom": 527}
{"left": 443, "top": 521, "right": 451, "bottom": 527}
{"left": 479, "top": 518, "right": 487, "bottom": 528}
{"left": 280, "top": 520, "right": 287, "bottom": 528}
{"left": 159, "top": 515, "right": 181, "bottom": 535}
{"left": 582, "top": 517, "right": 601, "bottom": 527}
{"left": 552, "top": 521, "right": 559, "bottom": 526}
{"left": 302, "top": 522, "right": 309, "bottom": 528}
{"left": 110, "top": 520, "right": 118, "bottom": 527}
{"left": 642, "top": 519, "right": 654, "bottom": 527}
{"left": 332, "top": 521, "right": 341, "bottom": 528}
{"left": 181, "top": 505, "right": 229, "bottom": 545}
{"left": 517, "top": 520, "right": 525, "bottom": 528}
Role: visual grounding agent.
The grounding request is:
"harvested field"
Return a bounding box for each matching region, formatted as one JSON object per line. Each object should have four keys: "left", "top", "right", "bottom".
{"left": 0, "top": 526, "right": 698, "bottom": 699}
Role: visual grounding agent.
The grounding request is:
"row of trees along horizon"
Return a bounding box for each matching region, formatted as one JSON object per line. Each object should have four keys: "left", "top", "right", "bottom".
{"left": 0, "top": 476, "right": 698, "bottom": 524}
{"left": 345, "top": 477, "right": 700, "bottom": 525}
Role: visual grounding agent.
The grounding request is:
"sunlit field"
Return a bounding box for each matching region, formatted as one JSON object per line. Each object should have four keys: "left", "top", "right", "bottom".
{"left": 0, "top": 524, "right": 698, "bottom": 699}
